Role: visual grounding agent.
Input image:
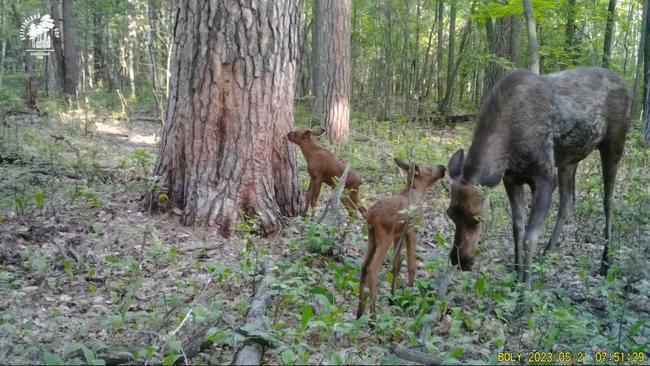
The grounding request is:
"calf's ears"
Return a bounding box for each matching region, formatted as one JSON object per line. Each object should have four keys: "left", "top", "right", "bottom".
{"left": 448, "top": 149, "right": 464, "bottom": 180}
{"left": 394, "top": 158, "right": 419, "bottom": 175}
{"left": 310, "top": 127, "right": 325, "bottom": 136}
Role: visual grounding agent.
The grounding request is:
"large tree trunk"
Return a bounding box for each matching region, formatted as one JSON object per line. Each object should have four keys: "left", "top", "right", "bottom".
{"left": 323, "top": 0, "right": 351, "bottom": 142}
{"left": 483, "top": 15, "right": 521, "bottom": 101}
{"left": 153, "top": 0, "right": 302, "bottom": 237}
{"left": 311, "top": 0, "right": 325, "bottom": 117}
{"left": 48, "top": 0, "right": 64, "bottom": 94}
{"left": 522, "top": 0, "right": 540, "bottom": 74}
{"left": 62, "top": 0, "right": 78, "bottom": 95}
{"left": 602, "top": 0, "right": 617, "bottom": 68}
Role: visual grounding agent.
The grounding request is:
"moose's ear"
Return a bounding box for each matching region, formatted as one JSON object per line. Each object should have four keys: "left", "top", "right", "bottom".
{"left": 310, "top": 127, "right": 325, "bottom": 136}
{"left": 394, "top": 158, "right": 411, "bottom": 172}
{"left": 448, "top": 149, "right": 465, "bottom": 180}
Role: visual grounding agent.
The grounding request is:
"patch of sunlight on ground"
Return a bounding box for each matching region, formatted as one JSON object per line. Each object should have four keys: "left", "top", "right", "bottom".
{"left": 95, "top": 121, "right": 124, "bottom": 135}
{"left": 129, "top": 134, "right": 158, "bottom": 145}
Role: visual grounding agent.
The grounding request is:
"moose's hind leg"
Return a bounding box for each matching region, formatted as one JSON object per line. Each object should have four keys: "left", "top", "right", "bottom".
{"left": 522, "top": 178, "right": 555, "bottom": 285}
{"left": 598, "top": 141, "right": 625, "bottom": 275}
{"left": 545, "top": 163, "right": 578, "bottom": 255}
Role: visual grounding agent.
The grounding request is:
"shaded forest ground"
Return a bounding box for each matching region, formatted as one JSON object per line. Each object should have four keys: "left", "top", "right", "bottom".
{"left": 0, "top": 99, "right": 649, "bottom": 364}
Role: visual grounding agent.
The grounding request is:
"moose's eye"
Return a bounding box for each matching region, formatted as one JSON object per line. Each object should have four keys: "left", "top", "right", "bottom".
{"left": 470, "top": 215, "right": 482, "bottom": 225}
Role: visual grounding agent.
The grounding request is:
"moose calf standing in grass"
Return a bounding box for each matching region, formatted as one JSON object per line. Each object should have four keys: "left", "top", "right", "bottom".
{"left": 446, "top": 67, "right": 630, "bottom": 285}
{"left": 357, "top": 158, "right": 446, "bottom": 318}
{"left": 287, "top": 128, "right": 366, "bottom": 218}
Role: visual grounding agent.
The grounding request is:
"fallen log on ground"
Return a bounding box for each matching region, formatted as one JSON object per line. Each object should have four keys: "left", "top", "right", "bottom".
{"left": 446, "top": 114, "right": 475, "bottom": 123}
{"left": 391, "top": 344, "right": 442, "bottom": 365}
{"left": 232, "top": 262, "right": 273, "bottom": 365}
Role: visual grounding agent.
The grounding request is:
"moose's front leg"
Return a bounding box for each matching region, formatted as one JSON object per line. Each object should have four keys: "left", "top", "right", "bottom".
{"left": 522, "top": 178, "right": 555, "bottom": 285}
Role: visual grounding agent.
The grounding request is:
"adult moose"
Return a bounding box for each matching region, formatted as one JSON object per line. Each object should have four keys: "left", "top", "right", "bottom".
{"left": 446, "top": 67, "right": 630, "bottom": 285}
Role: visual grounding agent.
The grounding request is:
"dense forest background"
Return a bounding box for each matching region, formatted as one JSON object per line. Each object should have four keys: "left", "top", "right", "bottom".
{"left": 2, "top": 0, "right": 650, "bottom": 128}
{"left": 0, "top": 0, "right": 649, "bottom": 365}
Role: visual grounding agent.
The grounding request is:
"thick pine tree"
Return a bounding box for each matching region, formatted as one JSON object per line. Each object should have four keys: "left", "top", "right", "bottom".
{"left": 153, "top": 0, "right": 302, "bottom": 237}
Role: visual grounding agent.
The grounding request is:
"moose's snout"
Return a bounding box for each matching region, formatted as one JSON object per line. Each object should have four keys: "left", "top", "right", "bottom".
{"left": 450, "top": 248, "right": 474, "bottom": 271}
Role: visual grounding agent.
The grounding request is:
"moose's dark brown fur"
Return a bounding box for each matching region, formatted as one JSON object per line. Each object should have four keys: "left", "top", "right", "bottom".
{"left": 447, "top": 67, "right": 630, "bottom": 284}
{"left": 287, "top": 128, "right": 366, "bottom": 217}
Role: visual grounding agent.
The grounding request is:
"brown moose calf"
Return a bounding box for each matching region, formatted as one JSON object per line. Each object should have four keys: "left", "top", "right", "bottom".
{"left": 357, "top": 158, "right": 446, "bottom": 319}
{"left": 287, "top": 128, "right": 366, "bottom": 218}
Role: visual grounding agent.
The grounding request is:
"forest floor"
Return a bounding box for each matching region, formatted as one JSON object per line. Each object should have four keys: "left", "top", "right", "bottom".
{"left": 0, "top": 104, "right": 649, "bottom": 365}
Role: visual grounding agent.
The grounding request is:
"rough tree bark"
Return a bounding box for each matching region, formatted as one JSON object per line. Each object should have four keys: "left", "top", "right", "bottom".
{"left": 153, "top": 0, "right": 302, "bottom": 237}
{"left": 311, "top": 0, "right": 325, "bottom": 117}
{"left": 62, "top": 0, "right": 78, "bottom": 95}
{"left": 323, "top": 0, "right": 351, "bottom": 142}
{"left": 48, "top": 0, "right": 64, "bottom": 94}
{"left": 483, "top": 15, "right": 521, "bottom": 100}
{"left": 522, "top": 0, "right": 540, "bottom": 74}
{"left": 602, "top": 0, "right": 617, "bottom": 68}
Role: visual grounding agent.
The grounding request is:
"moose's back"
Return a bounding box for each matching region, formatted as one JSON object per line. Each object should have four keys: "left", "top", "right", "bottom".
{"left": 546, "top": 67, "right": 631, "bottom": 167}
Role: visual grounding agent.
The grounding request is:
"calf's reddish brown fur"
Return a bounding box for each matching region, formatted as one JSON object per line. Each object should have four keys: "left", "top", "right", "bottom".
{"left": 357, "top": 158, "right": 445, "bottom": 319}
{"left": 287, "top": 128, "right": 366, "bottom": 217}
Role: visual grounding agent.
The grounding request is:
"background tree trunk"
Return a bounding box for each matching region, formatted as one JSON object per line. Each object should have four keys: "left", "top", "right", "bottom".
{"left": 147, "top": 0, "right": 161, "bottom": 118}
{"left": 602, "top": 0, "right": 617, "bottom": 68}
{"left": 24, "top": 43, "right": 37, "bottom": 109}
{"left": 153, "top": 0, "right": 302, "bottom": 237}
{"left": 483, "top": 15, "right": 521, "bottom": 101}
{"left": 323, "top": 0, "right": 351, "bottom": 142}
{"left": 633, "top": 0, "right": 649, "bottom": 118}
{"left": 93, "top": 11, "right": 104, "bottom": 85}
{"left": 523, "top": 0, "right": 540, "bottom": 74}
{"left": 443, "top": 1, "right": 475, "bottom": 113}
{"left": 564, "top": 0, "right": 577, "bottom": 65}
{"left": 62, "top": 0, "right": 78, "bottom": 95}
{"left": 311, "top": 0, "right": 325, "bottom": 117}
{"left": 48, "top": 0, "right": 64, "bottom": 94}
{"left": 435, "top": 0, "right": 444, "bottom": 110}
{"left": 381, "top": 0, "right": 393, "bottom": 119}
{"left": 442, "top": 0, "right": 456, "bottom": 114}
{"left": 126, "top": 0, "right": 137, "bottom": 97}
